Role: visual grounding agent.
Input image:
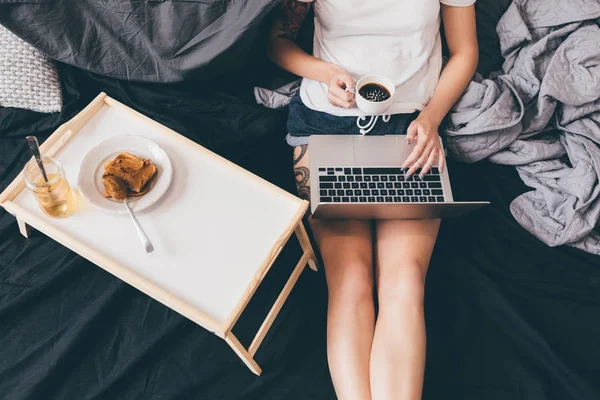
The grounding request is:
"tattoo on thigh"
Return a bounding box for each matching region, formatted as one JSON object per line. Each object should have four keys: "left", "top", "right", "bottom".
{"left": 294, "top": 166, "right": 311, "bottom": 201}
{"left": 293, "top": 144, "right": 308, "bottom": 166}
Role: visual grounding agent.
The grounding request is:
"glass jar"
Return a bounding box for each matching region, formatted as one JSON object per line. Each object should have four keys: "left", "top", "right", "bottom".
{"left": 24, "top": 157, "right": 78, "bottom": 218}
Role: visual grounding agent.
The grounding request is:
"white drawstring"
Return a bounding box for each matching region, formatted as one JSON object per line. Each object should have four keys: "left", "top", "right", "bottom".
{"left": 356, "top": 114, "right": 391, "bottom": 135}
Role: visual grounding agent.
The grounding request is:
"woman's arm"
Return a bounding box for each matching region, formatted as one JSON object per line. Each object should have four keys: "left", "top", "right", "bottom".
{"left": 267, "top": 0, "right": 355, "bottom": 108}
{"left": 267, "top": 0, "right": 327, "bottom": 83}
{"left": 421, "top": 5, "right": 478, "bottom": 126}
{"left": 403, "top": 4, "right": 478, "bottom": 175}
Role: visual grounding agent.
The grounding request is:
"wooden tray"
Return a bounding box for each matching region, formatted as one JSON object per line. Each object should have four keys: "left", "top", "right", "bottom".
{"left": 0, "top": 93, "right": 318, "bottom": 375}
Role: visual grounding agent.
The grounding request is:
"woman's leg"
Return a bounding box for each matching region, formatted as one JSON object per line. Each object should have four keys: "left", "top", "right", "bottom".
{"left": 294, "top": 145, "right": 375, "bottom": 400}
{"left": 370, "top": 219, "right": 441, "bottom": 400}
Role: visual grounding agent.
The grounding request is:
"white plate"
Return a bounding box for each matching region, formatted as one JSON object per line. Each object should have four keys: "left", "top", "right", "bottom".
{"left": 77, "top": 135, "right": 173, "bottom": 214}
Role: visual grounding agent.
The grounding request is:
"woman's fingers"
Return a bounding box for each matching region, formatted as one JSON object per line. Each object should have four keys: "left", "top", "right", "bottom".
{"left": 327, "top": 69, "right": 356, "bottom": 109}
{"left": 405, "top": 121, "right": 418, "bottom": 144}
{"left": 406, "top": 141, "right": 435, "bottom": 176}
{"left": 330, "top": 82, "right": 355, "bottom": 103}
{"left": 420, "top": 147, "right": 438, "bottom": 177}
{"left": 327, "top": 92, "right": 355, "bottom": 109}
{"left": 337, "top": 72, "right": 356, "bottom": 94}
{"left": 402, "top": 124, "right": 428, "bottom": 170}
{"left": 339, "top": 73, "right": 356, "bottom": 89}
{"left": 403, "top": 144, "right": 427, "bottom": 175}
{"left": 438, "top": 147, "right": 446, "bottom": 173}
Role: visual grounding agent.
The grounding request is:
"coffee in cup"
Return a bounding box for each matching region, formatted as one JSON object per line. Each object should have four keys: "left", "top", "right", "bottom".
{"left": 355, "top": 75, "right": 395, "bottom": 115}
{"left": 358, "top": 83, "right": 391, "bottom": 102}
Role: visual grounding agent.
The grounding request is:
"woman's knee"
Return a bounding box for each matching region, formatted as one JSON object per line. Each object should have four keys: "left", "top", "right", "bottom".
{"left": 377, "top": 262, "right": 426, "bottom": 310}
{"left": 327, "top": 261, "right": 374, "bottom": 306}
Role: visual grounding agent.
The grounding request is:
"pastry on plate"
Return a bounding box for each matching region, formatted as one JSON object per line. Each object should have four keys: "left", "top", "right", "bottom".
{"left": 102, "top": 152, "right": 157, "bottom": 201}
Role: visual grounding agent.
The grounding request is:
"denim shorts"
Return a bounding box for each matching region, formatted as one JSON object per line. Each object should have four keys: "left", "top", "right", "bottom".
{"left": 286, "top": 94, "right": 419, "bottom": 147}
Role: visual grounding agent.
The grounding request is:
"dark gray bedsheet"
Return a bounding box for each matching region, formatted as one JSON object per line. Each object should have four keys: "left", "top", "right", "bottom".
{"left": 0, "top": 0, "right": 278, "bottom": 83}
{"left": 2, "top": 66, "right": 600, "bottom": 400}
{"left": 2, "top": 65, "right": 600, "bottom": 400}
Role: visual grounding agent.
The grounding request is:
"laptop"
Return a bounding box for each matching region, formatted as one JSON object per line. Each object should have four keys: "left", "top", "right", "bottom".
{"left": 309, "top": 135, "right": 489, "bottom": 219}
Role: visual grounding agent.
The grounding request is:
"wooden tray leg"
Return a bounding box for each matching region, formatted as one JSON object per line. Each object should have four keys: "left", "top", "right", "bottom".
{"left": 17, "top": 217, "right": 31, "bottom": 238}
{"left": 295, "top": 221, "right": 319, "bottom": 271}
{"left": 248, "top": 252, "right": 309, "bottom": 357}
{"left": 225, "top": 332, "right": 262, "bottom": 376}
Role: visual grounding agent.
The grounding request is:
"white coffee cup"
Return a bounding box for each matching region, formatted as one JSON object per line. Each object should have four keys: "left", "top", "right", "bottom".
{"left": 355, "top": 75, "right": 395, "bottom": 115}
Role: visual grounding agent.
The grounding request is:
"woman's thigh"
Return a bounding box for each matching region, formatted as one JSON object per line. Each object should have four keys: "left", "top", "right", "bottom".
{"left": 293, "top": 145, "right": 374, "bottom": 294}
{"left": 374, "top": 219, "right": 440, "bottom": 300}
{"left": 293, "top": 144, "right": 311, "bottom": 202}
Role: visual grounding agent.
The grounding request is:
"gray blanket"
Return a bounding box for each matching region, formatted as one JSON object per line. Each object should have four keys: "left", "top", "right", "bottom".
{"left": 0, "top": 0, "right": 278, "bottom": 82}
{"left": 444, "top": 0, "right": 600, "bottom": 254}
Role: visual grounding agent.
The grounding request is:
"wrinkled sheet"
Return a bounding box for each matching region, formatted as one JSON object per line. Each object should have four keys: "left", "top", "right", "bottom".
{"left": 1, "top": 63, "right": 600, "bottom": 400}
{"left": 0, "top": 0, "right": 278, "bottom": 83}
{"left": 444, "top": 0, "right": 600, "bottom": 254}
{"left": 1, "top": 64, "right": 600, "bottom": 400}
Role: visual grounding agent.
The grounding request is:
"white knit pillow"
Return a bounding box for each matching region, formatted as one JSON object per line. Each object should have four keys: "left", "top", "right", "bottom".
{"left": 0, "top": 24, "right": 62, "bottom": 113}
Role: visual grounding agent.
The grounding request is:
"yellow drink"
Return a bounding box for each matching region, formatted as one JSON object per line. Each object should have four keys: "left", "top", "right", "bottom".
{"left": 25, "top": 157, "right": 78, "bottom": 219}
{"left": 33, "top": 173, "right": 78, "bottom": 218}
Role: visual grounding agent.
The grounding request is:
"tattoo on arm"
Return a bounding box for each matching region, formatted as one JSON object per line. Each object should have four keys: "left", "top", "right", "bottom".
{"left": 277, "top": 0, "right": 310, "bottom": 41}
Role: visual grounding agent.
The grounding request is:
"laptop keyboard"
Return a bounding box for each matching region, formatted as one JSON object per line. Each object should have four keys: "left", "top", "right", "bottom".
{"left": 317, "top": 167, "right": 445, "bottom": 204}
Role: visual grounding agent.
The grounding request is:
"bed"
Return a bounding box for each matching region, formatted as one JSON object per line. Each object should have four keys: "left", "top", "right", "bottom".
{"left": 1, "top": 1, "right": 599, "bottom": 399}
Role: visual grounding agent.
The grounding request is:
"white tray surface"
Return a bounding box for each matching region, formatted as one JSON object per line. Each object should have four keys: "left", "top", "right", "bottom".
{"left": 12, "top": 104, "right": 302, "bottom": 324}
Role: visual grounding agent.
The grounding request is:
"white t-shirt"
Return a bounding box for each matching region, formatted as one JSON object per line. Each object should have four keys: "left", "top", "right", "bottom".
{"left": 299, "top": 0, "right": 476, "bottom": 116}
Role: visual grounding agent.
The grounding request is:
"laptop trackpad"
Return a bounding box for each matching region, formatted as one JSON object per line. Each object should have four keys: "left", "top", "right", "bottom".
{"left": 353, "top": 136, "right": 401, "bottom": 165}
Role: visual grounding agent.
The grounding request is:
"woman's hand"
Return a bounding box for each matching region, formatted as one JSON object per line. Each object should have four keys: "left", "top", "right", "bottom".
{"left": 398, "top": 4, "right": 476, "bottom": 179}
{"left": 402, "top": 114, "right": 445, "bottom": 177}
{"left": 326, "top": 65, "right": 356, "bottom": 109}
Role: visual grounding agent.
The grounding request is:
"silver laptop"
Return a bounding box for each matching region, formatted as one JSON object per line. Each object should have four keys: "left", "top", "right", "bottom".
{"left": 309, "top": 135, "right": 489, "bottom": 219}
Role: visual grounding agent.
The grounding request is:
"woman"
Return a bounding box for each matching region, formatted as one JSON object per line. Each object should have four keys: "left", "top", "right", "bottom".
{"left": 268, "top": 1, "right": 477, "bottom": 399}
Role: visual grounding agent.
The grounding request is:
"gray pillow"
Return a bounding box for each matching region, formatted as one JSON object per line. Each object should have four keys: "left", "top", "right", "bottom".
{"left": 0, "top": 24, "right": 62, "bottom": 113}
